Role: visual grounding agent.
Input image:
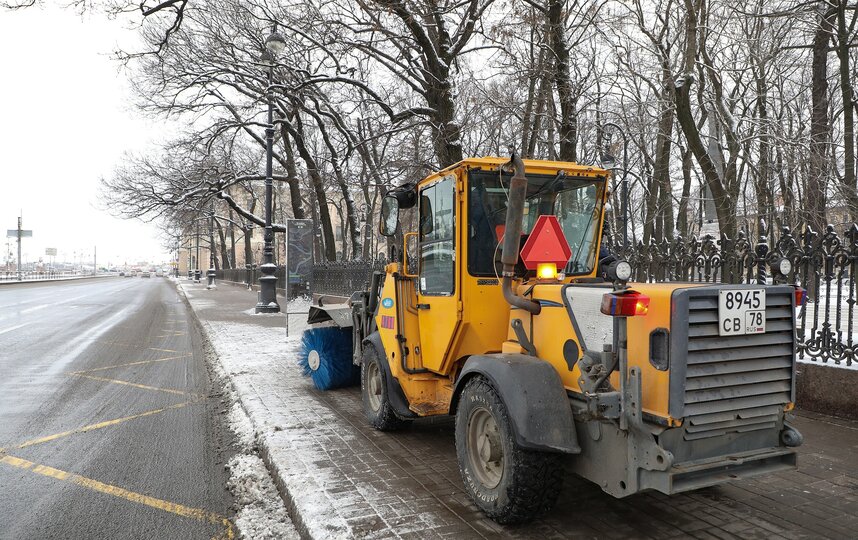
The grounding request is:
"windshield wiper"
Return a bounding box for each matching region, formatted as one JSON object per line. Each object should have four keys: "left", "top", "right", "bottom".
{"left": 526, "top": 171, "right": 566, "bottom": 201}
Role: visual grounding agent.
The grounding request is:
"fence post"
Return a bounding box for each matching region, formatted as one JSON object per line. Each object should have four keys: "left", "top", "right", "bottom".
{"left": 755, "top": 233, "right": 768, "bottom": 285}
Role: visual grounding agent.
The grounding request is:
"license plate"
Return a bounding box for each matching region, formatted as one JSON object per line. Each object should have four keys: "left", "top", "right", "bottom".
{"left": 718, "top": 289, "right": 766, "bottom": 336}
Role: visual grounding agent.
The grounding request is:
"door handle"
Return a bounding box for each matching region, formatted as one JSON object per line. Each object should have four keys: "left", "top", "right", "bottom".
{"left": 416, "top": 303, "right": 431, "bottom": 310}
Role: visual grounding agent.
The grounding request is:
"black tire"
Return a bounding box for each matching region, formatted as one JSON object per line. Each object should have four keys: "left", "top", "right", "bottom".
{"left": 361, "top": 345, "right": 411, "bottom": 431}
{"left": 455, "top": 376, "right": 563, "bottom": 524}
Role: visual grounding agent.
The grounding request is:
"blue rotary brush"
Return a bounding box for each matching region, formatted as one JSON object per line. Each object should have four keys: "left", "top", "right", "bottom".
{"left": 297, "top": 326, "right": 359, "bottom": 390}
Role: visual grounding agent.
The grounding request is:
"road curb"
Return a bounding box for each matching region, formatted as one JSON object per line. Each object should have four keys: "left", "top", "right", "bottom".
{"left": 174, "top": 281, "right": 315, "bottom": 540}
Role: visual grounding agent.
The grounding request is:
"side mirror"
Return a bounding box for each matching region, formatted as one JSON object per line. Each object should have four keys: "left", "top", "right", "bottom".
{"left": 379, "top": 195, "right": 399, "bottom": 237}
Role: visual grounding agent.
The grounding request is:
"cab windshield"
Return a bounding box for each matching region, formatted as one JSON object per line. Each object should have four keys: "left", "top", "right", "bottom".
{"left": 468, "top": 169, "right": 605, "bottom": 277}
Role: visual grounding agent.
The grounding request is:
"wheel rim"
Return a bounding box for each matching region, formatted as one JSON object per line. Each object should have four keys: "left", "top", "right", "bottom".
{"left": 366, "top": 361, "right": 382, "bottom": 412}
{"left": 466, "top": 407, "right": 504, "bottom": 488}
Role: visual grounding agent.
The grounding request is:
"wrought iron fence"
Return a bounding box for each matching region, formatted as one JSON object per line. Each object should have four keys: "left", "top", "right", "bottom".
{"left": 605, "top": 223, "right": 858, "bottom": 367}
{"left": 214, "top": 260, "right": 387, "bottom": 299}
{"left": 309, "top": 259, "right": 387, "bottom": 297}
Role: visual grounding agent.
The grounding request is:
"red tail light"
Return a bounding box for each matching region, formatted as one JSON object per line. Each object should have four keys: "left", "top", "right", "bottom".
{"left": 794, "top": 287, "right": 807, "bottom": 307}
{"left": 601, "top": 291, "right": 650, "bottom": 317}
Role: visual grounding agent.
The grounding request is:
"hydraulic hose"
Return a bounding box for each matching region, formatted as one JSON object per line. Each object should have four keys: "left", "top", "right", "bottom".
{"left": 500, "top": 154, "right": 541, "bottom": 315}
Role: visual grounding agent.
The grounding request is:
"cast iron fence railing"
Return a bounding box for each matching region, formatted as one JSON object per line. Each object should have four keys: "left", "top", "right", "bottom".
{"left": 214, "top": 259, "right": 386, "bottom": 299}
{"left": 605, "top": 222, "right": 858, "bottom": 367}
{"left": 309, "top": 259, "right": 388, "bottom": 298}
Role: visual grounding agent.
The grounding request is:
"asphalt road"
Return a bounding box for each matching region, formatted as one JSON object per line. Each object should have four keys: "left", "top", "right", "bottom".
{"left": 0, "top": 277, "right": 234, "bottom": 539}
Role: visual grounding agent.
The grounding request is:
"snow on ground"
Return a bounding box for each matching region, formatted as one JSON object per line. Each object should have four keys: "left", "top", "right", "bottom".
{"left": 192, "top": 301, "right": 353, "bottom": 539}
{"left": 228, "top": 401, "right": 257, "bottom": 452}
{"left": 204, "top": 313, "right": 301, "bottom": 539}
{"left": 207, "top": 321, "right": 352, "bottom": 539}
{"left": 226, "top": 434, "right": 299, "bottom": 540}
{"left": 182, "top": 287, "right": 352, "bottom": 539}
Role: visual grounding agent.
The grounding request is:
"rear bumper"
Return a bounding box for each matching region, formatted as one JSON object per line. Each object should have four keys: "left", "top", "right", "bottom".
{"left": 640, "top": 447, "right": 797, "bottom": 495}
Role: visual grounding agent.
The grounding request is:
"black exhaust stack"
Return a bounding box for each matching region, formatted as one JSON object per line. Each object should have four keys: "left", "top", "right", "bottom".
{"left": 501, "top": 154, "right": 541, "bottom": 315}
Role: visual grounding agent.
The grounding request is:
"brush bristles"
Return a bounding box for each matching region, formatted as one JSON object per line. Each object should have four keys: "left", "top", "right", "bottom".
{"left": 297, "top": 327, "right": 359, "bottom": 390}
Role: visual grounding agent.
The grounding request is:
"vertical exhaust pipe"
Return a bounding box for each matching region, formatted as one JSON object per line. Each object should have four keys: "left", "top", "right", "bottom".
{"left": 501, "top": 154, "right": 541, "bottom": 315}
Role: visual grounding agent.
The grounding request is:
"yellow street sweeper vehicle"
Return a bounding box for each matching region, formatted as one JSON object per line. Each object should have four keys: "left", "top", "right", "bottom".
{"left": 301, "top": 155, "right": 804, "bottom": 524}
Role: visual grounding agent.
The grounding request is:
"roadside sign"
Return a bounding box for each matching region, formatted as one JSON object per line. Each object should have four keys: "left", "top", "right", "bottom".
{"left": 46, "top": 248, "right": 57, "bottom": 256}
{"left": 286, "top": 219, "right": 313, "bottom": 300}
{"left": 7, "top": 230, "right": 32, "bottom": 238}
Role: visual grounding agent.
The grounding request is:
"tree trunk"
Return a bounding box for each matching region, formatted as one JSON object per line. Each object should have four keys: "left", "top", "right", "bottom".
{"left": 228, "top": 207, "right": 237, "bottom": 269}
{"left": 677, "top": 148, "right": 693, "bottom": 238}
{"left": 289, "top": 112, "right": 337, "bottom": 261}
{"left": 548, "top": 0, "right": 577, "bottom": 161}
{"left": 213, "top": 218, "right": 227, "bottom": 269}
{"left": 280, "top": 127, "right": 307, "bottom": 220}
{"left": 675, "top": 1, "right": 737, "bottom": 239}
{"left": 836, "top": 0, "right": 858, "bottom": 219}
{"left": 754, "top": 64, "right": 774, "bottom": 230}
{"left": 654, "top": 69, "right": 676, "bottom": 241}
{"left": 808, "top": 3, "right": 834, "bottom": 236}
{"left": 427, "top": 77, "right": 464, "bottom": 167}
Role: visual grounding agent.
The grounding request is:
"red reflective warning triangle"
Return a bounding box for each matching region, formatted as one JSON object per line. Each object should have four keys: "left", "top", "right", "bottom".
{"left": 520, "top": 215, "right": 573, "bottom": 270}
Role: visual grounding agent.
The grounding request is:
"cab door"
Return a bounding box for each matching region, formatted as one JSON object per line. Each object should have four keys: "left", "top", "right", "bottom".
{"left": 416, "top": 175, "right": 459, "bottom": 373}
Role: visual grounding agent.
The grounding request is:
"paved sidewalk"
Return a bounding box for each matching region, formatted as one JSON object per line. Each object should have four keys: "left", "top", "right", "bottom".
{"left": 179, "top": 279, "right": 858, "bottom": 540}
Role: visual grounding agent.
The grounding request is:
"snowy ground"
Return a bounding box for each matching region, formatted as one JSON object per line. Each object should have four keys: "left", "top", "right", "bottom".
{"left": 181, "top": 283, "right": 355, "bottom": 539}
{"left": 195, "top": 297, "right": 301, "bottom": 539}
{"left": 224, "top": 400, "right": 300, "bottom": 540}
{"left": 205, "top": 321, "right": 354, "bottom": 539}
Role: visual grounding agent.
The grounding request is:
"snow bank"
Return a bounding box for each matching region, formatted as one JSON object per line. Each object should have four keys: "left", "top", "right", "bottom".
{"left": 227, "top": 453, "right": 300, "bottom": 540}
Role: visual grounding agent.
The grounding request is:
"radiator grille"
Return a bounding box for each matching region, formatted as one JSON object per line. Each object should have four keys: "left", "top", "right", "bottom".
{"left": 681, "top": 290, "right": 794, "bottom": 441}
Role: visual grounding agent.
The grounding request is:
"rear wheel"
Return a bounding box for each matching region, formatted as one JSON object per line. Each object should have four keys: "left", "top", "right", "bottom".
{"left": 455, "top": 376, "right": 563, "bottom": 524}
{"left": 361, "top": 346, "right": 410, "bottom": 431}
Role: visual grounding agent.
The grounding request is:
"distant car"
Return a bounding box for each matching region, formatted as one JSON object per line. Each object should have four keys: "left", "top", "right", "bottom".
{"left": 119, "top": 271, "right": 125, "bottom": 277}
{"left": 141, "top": 271, "right": 151, "bottom": 278}
{"left": 155, "top": 270, "right": 163, "bottom": 277}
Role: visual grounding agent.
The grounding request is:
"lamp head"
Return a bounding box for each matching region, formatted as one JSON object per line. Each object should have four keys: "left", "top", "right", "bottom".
{"left": 265, "top": 31, "right": 287, "bottom": 55}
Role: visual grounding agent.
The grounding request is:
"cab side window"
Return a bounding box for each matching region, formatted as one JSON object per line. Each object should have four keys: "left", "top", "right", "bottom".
{"left": 419, "top": 176, "right": 455, "bottom": 295}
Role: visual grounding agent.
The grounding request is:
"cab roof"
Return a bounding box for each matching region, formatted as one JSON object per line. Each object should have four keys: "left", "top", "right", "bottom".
{"left": 425, "top": 156, "right": 610, "bottom": 184}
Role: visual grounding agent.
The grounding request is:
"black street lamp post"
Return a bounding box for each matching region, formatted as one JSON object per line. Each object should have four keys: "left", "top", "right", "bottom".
{"left": 195, "top": 221, "right": 201, "bottom": 282}
{"left": 600, "top": 121, "right": 629, "bottom": 250}
{"left": 255, "top": 28, "right": 286, "bottom": 314}
{"left": 207, "top": 200, "right": 217, "bottom": 289}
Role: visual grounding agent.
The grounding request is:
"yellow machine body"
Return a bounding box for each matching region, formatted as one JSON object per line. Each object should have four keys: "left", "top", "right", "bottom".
{"left": 375, "top": 158, "right": 702, "bottom": 419}
{"left": 368, "top": 156, "right": 799, "bottom": 500}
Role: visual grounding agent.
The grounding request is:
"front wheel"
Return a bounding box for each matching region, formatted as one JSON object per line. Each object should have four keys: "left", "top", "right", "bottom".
{"left": 455, "top": 376, "right": 563, "bottom": 524}
{"left": 361, "top": 345, "right": 410, "bottom": 431}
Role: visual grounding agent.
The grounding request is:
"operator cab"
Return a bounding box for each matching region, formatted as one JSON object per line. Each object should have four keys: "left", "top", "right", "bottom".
{"left": 467, "top": 168, "right": 606, "bottom": 279}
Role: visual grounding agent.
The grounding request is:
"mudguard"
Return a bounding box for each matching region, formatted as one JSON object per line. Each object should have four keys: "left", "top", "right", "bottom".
{"left": 451, "top": 354, "right": 580, "bottom": 454}
{"left": 363, "top": 333, "right": 418, "bottom": 419}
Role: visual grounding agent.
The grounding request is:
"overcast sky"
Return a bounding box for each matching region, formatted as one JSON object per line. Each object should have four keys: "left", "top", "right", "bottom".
{"left": 0, "top": 5, "right": 171, "bottom": 268}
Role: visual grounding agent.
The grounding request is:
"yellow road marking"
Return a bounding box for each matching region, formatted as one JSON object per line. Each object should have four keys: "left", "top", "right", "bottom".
{"left": 149, "top": 347, "right": 179, "bottom": 353}
{"left": 10, "top": 401, "right": 196, "bottom": 450}
{"left": 70, "top": 354, "right": 193, "bottom": 375}
{"left": 72, "top": 374, "right": 194, "bottom": 396}
{"left": 0, "top": 455, "right": 234, "bottom": 539}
